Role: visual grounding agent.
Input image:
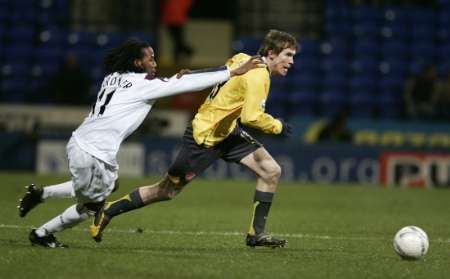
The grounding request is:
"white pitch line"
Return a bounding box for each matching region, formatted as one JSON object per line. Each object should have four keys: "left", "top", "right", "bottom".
{"left": 1, "top": 224, "right": 449, "bottom": 244}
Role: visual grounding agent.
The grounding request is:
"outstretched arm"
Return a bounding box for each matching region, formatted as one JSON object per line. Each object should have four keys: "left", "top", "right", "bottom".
{"left": 138, "top": 56, "right": 264, "bottom": 100}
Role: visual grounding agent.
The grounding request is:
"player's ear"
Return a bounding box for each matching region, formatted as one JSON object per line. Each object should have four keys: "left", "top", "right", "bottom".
{"left": 267, "top": 50, "right": 278, "bottom": 59}
{"left": 134, "top": 59, "right": 143, "bottom": 69}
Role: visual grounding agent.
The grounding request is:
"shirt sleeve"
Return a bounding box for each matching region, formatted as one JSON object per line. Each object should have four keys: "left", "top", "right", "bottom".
{"left": 239, "top": 69, "right": 283, "bottom": 134}
{"left": 134, "top": 67, "right": 230, "bottom": 101}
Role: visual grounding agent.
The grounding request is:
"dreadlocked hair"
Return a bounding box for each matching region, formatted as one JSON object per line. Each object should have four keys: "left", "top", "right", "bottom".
{"left": 104, "top": 38, "right": 150, "bottom": 75}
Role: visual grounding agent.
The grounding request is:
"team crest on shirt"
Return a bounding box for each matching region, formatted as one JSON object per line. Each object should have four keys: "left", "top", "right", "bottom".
{"left": 261, "top": 99, "right": 266, "bottom": 110}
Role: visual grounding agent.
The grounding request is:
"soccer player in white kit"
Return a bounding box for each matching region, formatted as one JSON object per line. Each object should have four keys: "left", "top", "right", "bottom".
{"left": 18, "top": 38, "right": 263, "bottom": 247}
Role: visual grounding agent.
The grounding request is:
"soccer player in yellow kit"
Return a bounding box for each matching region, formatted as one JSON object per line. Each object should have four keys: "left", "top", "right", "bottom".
{"left": 91, "top": 30, "right": 297, "bottom": 248}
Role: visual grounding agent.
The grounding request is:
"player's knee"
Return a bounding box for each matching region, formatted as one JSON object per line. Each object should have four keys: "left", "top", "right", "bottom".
{"left": 263, "top": 161, "right": 282, "bottom": 183}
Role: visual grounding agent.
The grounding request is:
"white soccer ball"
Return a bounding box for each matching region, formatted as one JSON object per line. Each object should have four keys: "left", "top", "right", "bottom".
{"left": 393, "top": 226, "right": 429, "bottom": 260}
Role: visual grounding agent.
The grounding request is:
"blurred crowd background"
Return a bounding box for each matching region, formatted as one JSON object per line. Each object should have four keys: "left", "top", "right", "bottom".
{"left": 0, "top": 0, "right": 449, "bottom": 121}
{"left": 0, "top": 0, "right": 449, "bottom": 185}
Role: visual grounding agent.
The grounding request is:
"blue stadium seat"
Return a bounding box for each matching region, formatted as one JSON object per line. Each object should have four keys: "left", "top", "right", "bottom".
{"left": 352, "top": 5, "right": 382, "bottom": 23}
{"left": 352, "top": 21, "right": 379, "bottom": 38}
{"left": 322, "top": 74, "right": 348, "bottom": 91}
{"left": 379, "top": 60, "right": 408, "bottom": 79}
{"left": 350, "top": 92, "right": 376, "bottom": 118}
{"left": 349, "top": 76, "right": 377, "bottom": 93}
{"left": 0, "top": 78, "right": 28, "bottom": 102}
{"left": 3, "top": 46, "right": 34, "bottom": 63}
{"left": 1, "top": 63, "right": 30, "bottom": 78}
{"left": 320, "top": 90, "right": 349, "bottom": 116}
{"left": 410, "top": 43, "right": 435, "bottom": 61}
{"left": 320, "top": 38, "right": 350, "bottom": 57}
{"left": 379, "top": 76, "right": 405, "bottom": 94}
{"left": 232, "top": 37, "right": 261, "bottom": 54}
{"left": 381, "top": 41, "right": 408, "bottom": 60}
{"left": 408, "top": 8, "right": 435, "bottom": 25}
{"left": 292, "top": 56, "right": 321, "bottom": 74}
{"left": 67, "top": 31, "right": 96, "bottom": 48}
{"left": 411, "top": 24, "right": 435, "bottom": 41}
{"left": 127, "top": 31, "right": 155, "bottom": 46}
{"left": 37, "top": 26, "right": 66, "bottom": 48}
{"left": 437, "top": 62, "right": 450, "bottom": 78}
{"left": 380, "top": 24, "right": 410, "bottom": 41}
{"left": 290, "top": 73, "right": 321, "bottom": 91}
{"left": 321, "top": 57, "right": 350, "bottom": 75}
{"left": 94, "top": 32, "right": 125, "bottom": 49}
{"left": 33, "top": 47, "right": 64, "bottom": 71}
{"left": 378, "top": 93, "right": 403, "bottom": 118}
{"left": 351, "top": 58, "right": 379, "bottom": 76}
{"left": 324, "top": 21, "right": 353, "bottom": 38}
{"left": 289, "top": 89, "right": 319, "bottom": 116}
{"left": 353, "top": 39, "right": 379, "bottom": 58}
{"left": 297, "top": 40, "right": 321, "bottom": 56}
{"left": 7, "top": 25, "right": 35, "bottom": 45}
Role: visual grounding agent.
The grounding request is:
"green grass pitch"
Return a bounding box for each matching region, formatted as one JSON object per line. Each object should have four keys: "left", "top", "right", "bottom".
{"left": 0, "top": 171, "right": 449, "bottom": 279}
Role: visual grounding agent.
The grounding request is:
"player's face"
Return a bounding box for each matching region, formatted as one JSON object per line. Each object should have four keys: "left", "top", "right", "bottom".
{"left": 135, "top": 47, "right": 157, "bottom": 77}
{"left": 267, "top": 47, "right": 296, "bottom": 76}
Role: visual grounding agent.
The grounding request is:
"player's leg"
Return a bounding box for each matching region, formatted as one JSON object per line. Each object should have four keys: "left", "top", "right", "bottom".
{"left": 18, "top": 181, "right": 75, "bottom": 217}
{"left": 90, "top": 125, "right": 221, "bottom": 241}
{"left": 29, "top": 203, "right": 90, "bottom": 248}
{"left": 239, "top": 147, "right": 286, "bottom": 247}
{"left": 28, "top": 138, "right": 116, "bottom": 247}
{"left": 221, "top": 127, "right": 285, "bottom": 247}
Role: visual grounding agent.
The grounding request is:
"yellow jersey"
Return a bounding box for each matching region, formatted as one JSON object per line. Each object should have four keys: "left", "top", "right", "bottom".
{"left": 192, "top": 53, "right": 283, "bottom": 147}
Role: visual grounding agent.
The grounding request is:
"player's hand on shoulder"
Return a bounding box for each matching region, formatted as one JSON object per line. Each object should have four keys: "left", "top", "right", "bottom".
{"left": 230, "top": 55, "right": 264, "bottom": 77}
{"left": 277, "top": 118, "right": 293, "bottom": 138}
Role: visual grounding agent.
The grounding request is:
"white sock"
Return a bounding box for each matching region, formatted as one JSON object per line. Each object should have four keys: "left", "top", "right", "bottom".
{"left": 42, "top": 181, "right": 75, "bottom": 200}
{"left": 35, "top": 204, "right": 89, "bottom": 236}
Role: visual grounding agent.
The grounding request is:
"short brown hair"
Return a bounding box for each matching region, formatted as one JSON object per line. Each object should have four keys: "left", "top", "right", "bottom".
{"left": 257, "top": 30, "right": 297, "bottom": 56}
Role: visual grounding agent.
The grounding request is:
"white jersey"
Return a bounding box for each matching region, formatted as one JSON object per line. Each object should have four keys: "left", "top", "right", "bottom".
{"left": 72, "top": 68, "right": 230, "bottom": 167}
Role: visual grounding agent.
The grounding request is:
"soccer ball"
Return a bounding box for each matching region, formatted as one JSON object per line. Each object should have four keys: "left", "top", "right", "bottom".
{"left": 393, "top": 226, "right": 429, "bottom": 260}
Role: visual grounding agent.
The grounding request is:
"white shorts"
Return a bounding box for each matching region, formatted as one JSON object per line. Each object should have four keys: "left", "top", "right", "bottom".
{"left": 66, "top": 137, "right": 118, "bottom": 204}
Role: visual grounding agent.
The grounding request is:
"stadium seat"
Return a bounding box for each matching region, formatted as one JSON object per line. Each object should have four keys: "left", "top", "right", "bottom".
{"left": 7, "top": 25, "right": 35, "bottom": 45}
{"left": 380, "top": 24, "right": 410, "bottom": 41}
{"left": 351, "top": 58, "right": 379, "bottom": 76}
{"left": 66, "top": 31, "right": 96, "bottom": 48}
{"left": 37, "top": 26, "right": 66, "bottom": 48}
{"left": 410, "top": 43, "right": 435, "bottom": 61}
{"left": 94, "top": 32, "right": 125, "bottom": 49}
{"left": 320, "top": 90, "right": 349, "bottom": 116}
{"left": 321, "top": 57, "right": 350, "bottom": 76}
{"left": 349, "top": 92, "right": 376, "bottom": 118}
{"left": 127, "top": 31, "right": 155, "bottom": 45}
{"left": 352, "top": 21, "right": 379, "bottom": 39}
{"left": 349, "top": 76, "right": 377, "bottom": 93}
{"left": 34, "top": 47, "right": 64, "bottom": 65}
{"left": 290, "top": 72, "right": 321, "bottom": 91}
{"left": 232, "top": 37, "right": 261, "bottom": 54}
{"left": 379, "top": 76, "right": 405, "bottom": 95}
{"left": 297, "top": 40, "right": 321, "bottom": 56}
{"left": 351, "top": 5, "right": 381, "bottom": 23}
{"left": 0, "top": 77, "right": 28, "bottom": 101}
{"left": 381, "top": 41, "right": 408, "bottom": 60}
{"left": 352, "top": 39, "right": 380, "bottom": 58}
{"left": 3, "top": 46, "right": 34, "bottom": 63}
{"left": 378, "top": 93, "right": 403, "bottom": 118}
{"left": 411, "top": 24, "right": 435, "bottom": 41}
{"left": 322, "top": 74, "right": 348, "bottom": 91}
{"left": 289, "top": 89, "right": 319, "bottom": 116}
{"left": 320, "top": 38, "right": 350, "bottom": 57}
{"left": 292, "top": 56, "right": 321, "bottom": 74}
